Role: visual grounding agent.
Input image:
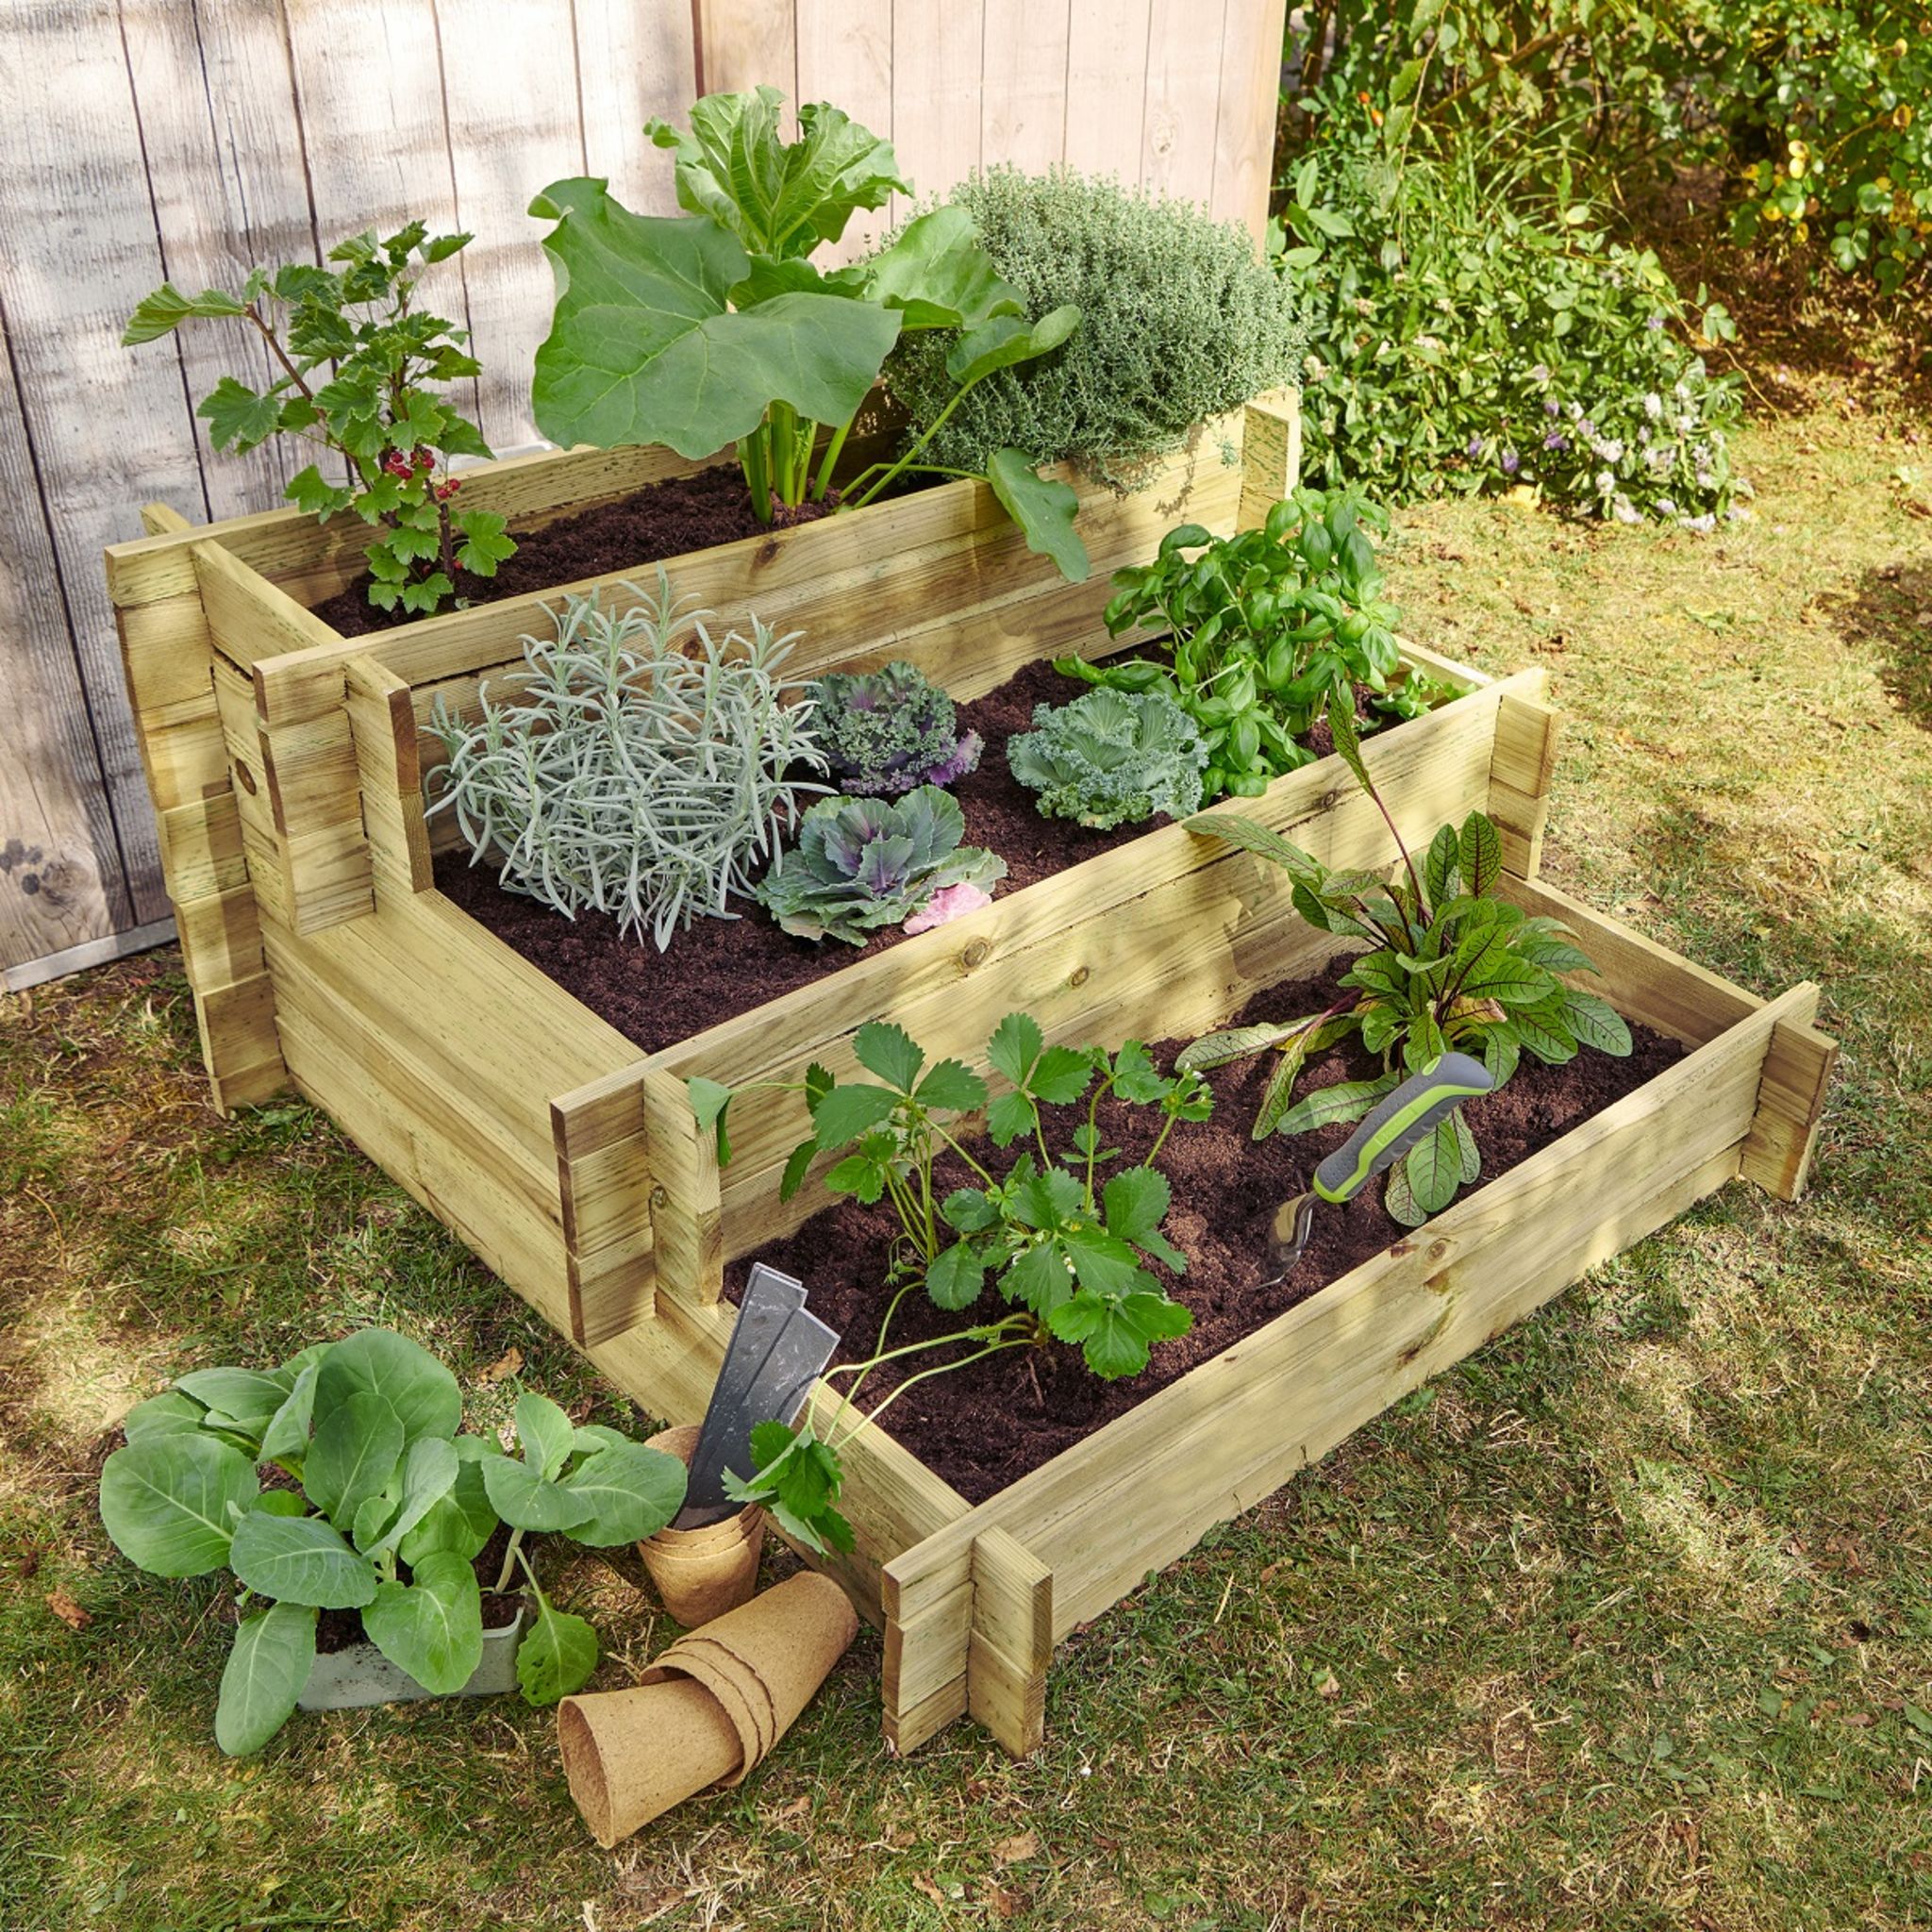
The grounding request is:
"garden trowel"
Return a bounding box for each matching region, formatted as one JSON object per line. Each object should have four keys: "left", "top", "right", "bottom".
{"left": 1264, "top": 1052, "right": 1494, "bottom": 1284}
{"left": 674, "top": 1263, "right": 840, "bottom": 1528}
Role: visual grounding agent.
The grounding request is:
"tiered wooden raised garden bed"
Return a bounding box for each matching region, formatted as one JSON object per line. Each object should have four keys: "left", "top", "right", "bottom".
{"left": 106, "top": 389, "right": 1834, "bottom": 1758}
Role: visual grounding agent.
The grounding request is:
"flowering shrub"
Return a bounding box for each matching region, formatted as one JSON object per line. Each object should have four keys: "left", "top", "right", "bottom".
{"left": 1274, "top": 127, "right": 1743, "bottom": 525}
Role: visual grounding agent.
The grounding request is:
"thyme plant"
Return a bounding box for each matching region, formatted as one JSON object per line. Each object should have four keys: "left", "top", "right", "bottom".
{"left": 428, "top": 577, "right": 826, "bottom": 948}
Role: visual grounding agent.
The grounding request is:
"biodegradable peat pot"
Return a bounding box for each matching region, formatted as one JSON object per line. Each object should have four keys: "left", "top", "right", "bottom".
{"left": 106, "top": 391, "right": 1833, "bottom": 1763}
{"left": 298, "top": 1606, "right": 525, "bottom": 1711}
{"left": 639, "top": 1424, "right": 766, "bottom": 1627}
{"left": 558, "top": 1572, "right": 858, "bottom": 1845}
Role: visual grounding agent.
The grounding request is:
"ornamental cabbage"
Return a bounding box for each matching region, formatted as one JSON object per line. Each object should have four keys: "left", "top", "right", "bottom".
{"left": 1006, "top": 687, "right": 1208, "bottom": 830}
{"left": 808, "top": 659, "right": 983, "bottom": 796}
{"left": 757, "top": 785, "right": 1005, "bottom": 945}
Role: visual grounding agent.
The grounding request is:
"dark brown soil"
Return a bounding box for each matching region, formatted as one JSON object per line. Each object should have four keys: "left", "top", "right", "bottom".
{"left": 311, "top": 465, "right": 836, "bottom": 638}
{"left": 433, "top": 660, "right": 1391, "bottom": 1054}
{"left": 730, "top": 958, "right": 1686, "bottom": 1504}
{"left": 432, "top": 656, "right": 1156, "bottom": 1052}
{"left": 315, "top": 1519, "right": 525, "bottom": 1654}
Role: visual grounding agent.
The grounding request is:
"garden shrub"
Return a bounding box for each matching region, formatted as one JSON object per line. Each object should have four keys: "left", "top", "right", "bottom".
{"left": 879, "top": 166, "right": 1307, "bottom": 483}
{"left": 1275, "top": 123, "right": 1743, "bottom": 525}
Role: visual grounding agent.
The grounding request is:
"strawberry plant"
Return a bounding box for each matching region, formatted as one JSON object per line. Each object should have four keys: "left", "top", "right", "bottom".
{"left": 1177, "top": 693, "right": 1629, "bottom": 1222}
{"left": 124, "top": 223, "right": 514, "bottom": 617}
{"left": 690, "top": 1015, "right": 1213, "bottom": 1553}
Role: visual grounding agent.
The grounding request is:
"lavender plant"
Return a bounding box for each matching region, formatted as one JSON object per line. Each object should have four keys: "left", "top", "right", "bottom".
{"left": 428, "top": 577, "right": 826, "bottom": 949}
{"left": 756, "top": 788, "right": 1005, "bottom": 945}
{"left": 808, "top": 661, "right": 983, "bottom": 795}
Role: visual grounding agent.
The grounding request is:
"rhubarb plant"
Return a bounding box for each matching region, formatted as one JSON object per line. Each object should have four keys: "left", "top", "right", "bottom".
{"left": 123, "top": 224, "right": 513, "bottom": 616}
{"left": 98, "top": 1329, "right": 685, "bottom": 1753}
{"left": 1178, "top": 694, "right": 1630, "bottom": 1222}
{"left": 528, "top": 85, "right": 1088, "bottom": 577}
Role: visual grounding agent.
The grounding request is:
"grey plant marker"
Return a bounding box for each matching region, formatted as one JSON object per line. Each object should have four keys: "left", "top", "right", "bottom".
{"left": 675, "top": 1265, "right": 840, "bottom": 1528}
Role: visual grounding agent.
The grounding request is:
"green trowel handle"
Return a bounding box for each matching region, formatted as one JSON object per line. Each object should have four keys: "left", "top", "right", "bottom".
{"left": 1311, "top": 1052, "right": 1494, "bottom": 1205}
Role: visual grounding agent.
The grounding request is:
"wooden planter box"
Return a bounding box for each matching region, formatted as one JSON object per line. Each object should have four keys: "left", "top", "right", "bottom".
{"left": 105, "top": 395, "right": 1833, "bottom": 1761}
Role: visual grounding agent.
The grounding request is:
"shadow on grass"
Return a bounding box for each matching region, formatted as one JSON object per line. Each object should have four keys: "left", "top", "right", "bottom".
{"left": 1817, "top": 558, "right": 1932, "bottom": 731}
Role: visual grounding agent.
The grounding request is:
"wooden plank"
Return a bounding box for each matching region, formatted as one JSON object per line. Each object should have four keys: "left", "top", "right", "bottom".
{"left": 1237, "top": 388, "right": 1304, "bottom": 528}
{"left": 1, "top": 314, "right": 132, "bottom": 970}
{"left": 0, "top": 2, "right": 204, "bottom": 929}
{"left": 118, "top": 0, "right": 314, "bottom": 517}
{"left": 552, "top": 1067, "right": 658, "bottom": 1343}
{"left": 982, "top": 0, "right": 1071, "bottom": 175}
{"left": 891, "top": 0, "right": 984, "bottom": 205}
{"left": 640, "top": 1068, "right": 726, "bottom": 1307}
{"left": 1140, "top": 0, "right": 1228, "bottom": 205}
{"left": 795, "top": 0, "right": 896, "bottom": 262}
{"left": 693, "top": 0, "right": 796, "bottom": 102}
{"left": 1063, "top": 0, "right": 1154, "bottom": 178}
{"left": 432, "top": 1, "right": 584, "bottom": 450}
{"left": 343, "top": 658, "right": 433, "bottom": 896}
{"left": 282, "top": 0, "right": 478, "bottom": 424}
{"left": 1488, "top": 692, "right": 1560, "bottom": 878}
{"left": 196, "top": 973, "right": 289, "bottom": 1114}
{"left": 1739, "top": 1002, "right": 1837, "bottom": 1202}
{"left": 1208, "top": 0, "right": 1290, "bottom": 240}
{"left": 967, "top": 1528, "right": 1053, "bottom": 1755}
{"left": 573, "top": 0, "right": 696, "bottom": 209}
{"left": 883, "top": 1579, "right": 975, "bottom": 1721}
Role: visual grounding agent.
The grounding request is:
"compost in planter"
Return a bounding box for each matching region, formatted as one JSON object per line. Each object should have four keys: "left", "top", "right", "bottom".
{"left": 311, "top": 464, "right": 847, "bottom": 637}
{"left": 433, "top": 659, "right": 1396, "bottom": 1055}
{"left": 728, "top": 958, "right": 1686, "bottom": 1505}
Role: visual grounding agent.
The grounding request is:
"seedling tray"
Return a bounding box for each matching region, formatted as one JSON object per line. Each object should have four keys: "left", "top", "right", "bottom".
{"left": 105, "top": 397, "right": 1830, "bottom": 1757}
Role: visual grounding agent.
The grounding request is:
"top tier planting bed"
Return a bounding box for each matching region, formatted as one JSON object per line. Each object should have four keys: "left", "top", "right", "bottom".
{"left": 105, "top": 388, "right": 1833, "bottom": 1757}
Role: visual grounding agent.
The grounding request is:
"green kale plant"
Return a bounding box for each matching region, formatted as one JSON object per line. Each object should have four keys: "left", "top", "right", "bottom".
{"left": 808, "top": 660, "right": 983, "bottom": 795}
{"left": 756, "top": 786, "right": 1004, "bottom": 945}
{"left": 123, "top": 224, "right": 514, "bottom": 616}
{"left": 1178, "top": 693, "right": 1629, "bottom": 1222}
{"left": 528, "top": 86, "right": 1088, "bottom": 577}
{"left": 690, "top": 1015, "right": 1212, "bottom": 1550}
{"left": 97, "top": 1328, "right": 686, "bottom": 1754}
{"left": 880, "top": 165, "right": 1307, "bottom": 484}
{"left": 1007, "top": 687, "right": 1208, "bottom": 829}
{"left": 1060, "top": 489, "right": 1443, "bottom": 802}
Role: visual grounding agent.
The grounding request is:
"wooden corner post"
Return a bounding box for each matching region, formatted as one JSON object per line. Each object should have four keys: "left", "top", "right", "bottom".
{"left": 1739, "top": 983, "right": 1837, "bottom": 1202}
{"left": 108, "top": 507, "right": 288, "bottom": 1114}
{"left": 1488, "top": 685, "right": 1559, "bottom": 879}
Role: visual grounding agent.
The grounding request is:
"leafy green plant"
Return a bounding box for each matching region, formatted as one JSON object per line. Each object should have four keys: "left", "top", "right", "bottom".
{"left": 97, "top": 1328, "right": 686, "bottom": 1754}
{"left": 880, "top": 166, "right": 1307, "bottom": 484}
{"left": 755, "top": 786, "right": 1004, "bottom": 945}
{"left": 528, "top": 86, "right": 1088, "bottom": 577}
{"left": 123, "top": 224, "right": 514, "bottom": 616}
{"left": 1178, "top": 693, "right": 1630, "bottom": 1222}
{"left": 690, "top": 1015, "right": 1212, "bottom": 1550}
{"left": 429, "top": 576, "right": 826, "bottom": 949}
{"left": 1060, "top": 490, "right": 1441, "bottom": 802}
{"left": 1271, "top": 114, "right": 1742, "bottom": 525}
{"left": 1007, "top": 687, "right": 1208, "bottom": 829}
{"left": 809, "top": 660, "right": 983, "bottom": 796}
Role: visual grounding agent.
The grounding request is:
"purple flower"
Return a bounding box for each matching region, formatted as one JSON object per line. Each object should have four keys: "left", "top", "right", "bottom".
{"left": 1544, "top": 399, "right": 1561, "bottom": 418}
{"left": 1645, "top": 315, "right": 1666, "bottom": 330}
{"left": 1466, "top": 435, "right": 1485, "bottom": 458}
{"left": 1530, "top": 363, "right": 1553, "bottom": 384}
{"left": 1500, "top": 448, "right": 1521, "bottom": 475}
{"left": 1543, "top": 431, "right": 1569, "bottom": 451}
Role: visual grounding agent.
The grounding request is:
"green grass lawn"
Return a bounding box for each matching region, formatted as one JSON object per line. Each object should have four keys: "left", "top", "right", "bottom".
{"left": 4, "top": 396, "right": 1929, "bottom": 1930}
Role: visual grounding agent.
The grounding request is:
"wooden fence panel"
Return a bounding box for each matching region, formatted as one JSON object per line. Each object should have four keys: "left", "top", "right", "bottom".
{"left": 0, "top": 0, "right": 1283, "bottom": 983}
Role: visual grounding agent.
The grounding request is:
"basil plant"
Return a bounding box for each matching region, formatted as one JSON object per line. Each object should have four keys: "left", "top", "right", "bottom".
{"left": 529, "top": 85, "right": 1088, "bottom": 579}
{"left": 98, "top": 1328, "right": 685, "bottom": 1755}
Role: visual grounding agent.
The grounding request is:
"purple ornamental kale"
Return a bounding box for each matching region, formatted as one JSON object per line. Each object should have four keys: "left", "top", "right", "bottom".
{"left": 807, "top": 659, "right": 983, "bottom": 796}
